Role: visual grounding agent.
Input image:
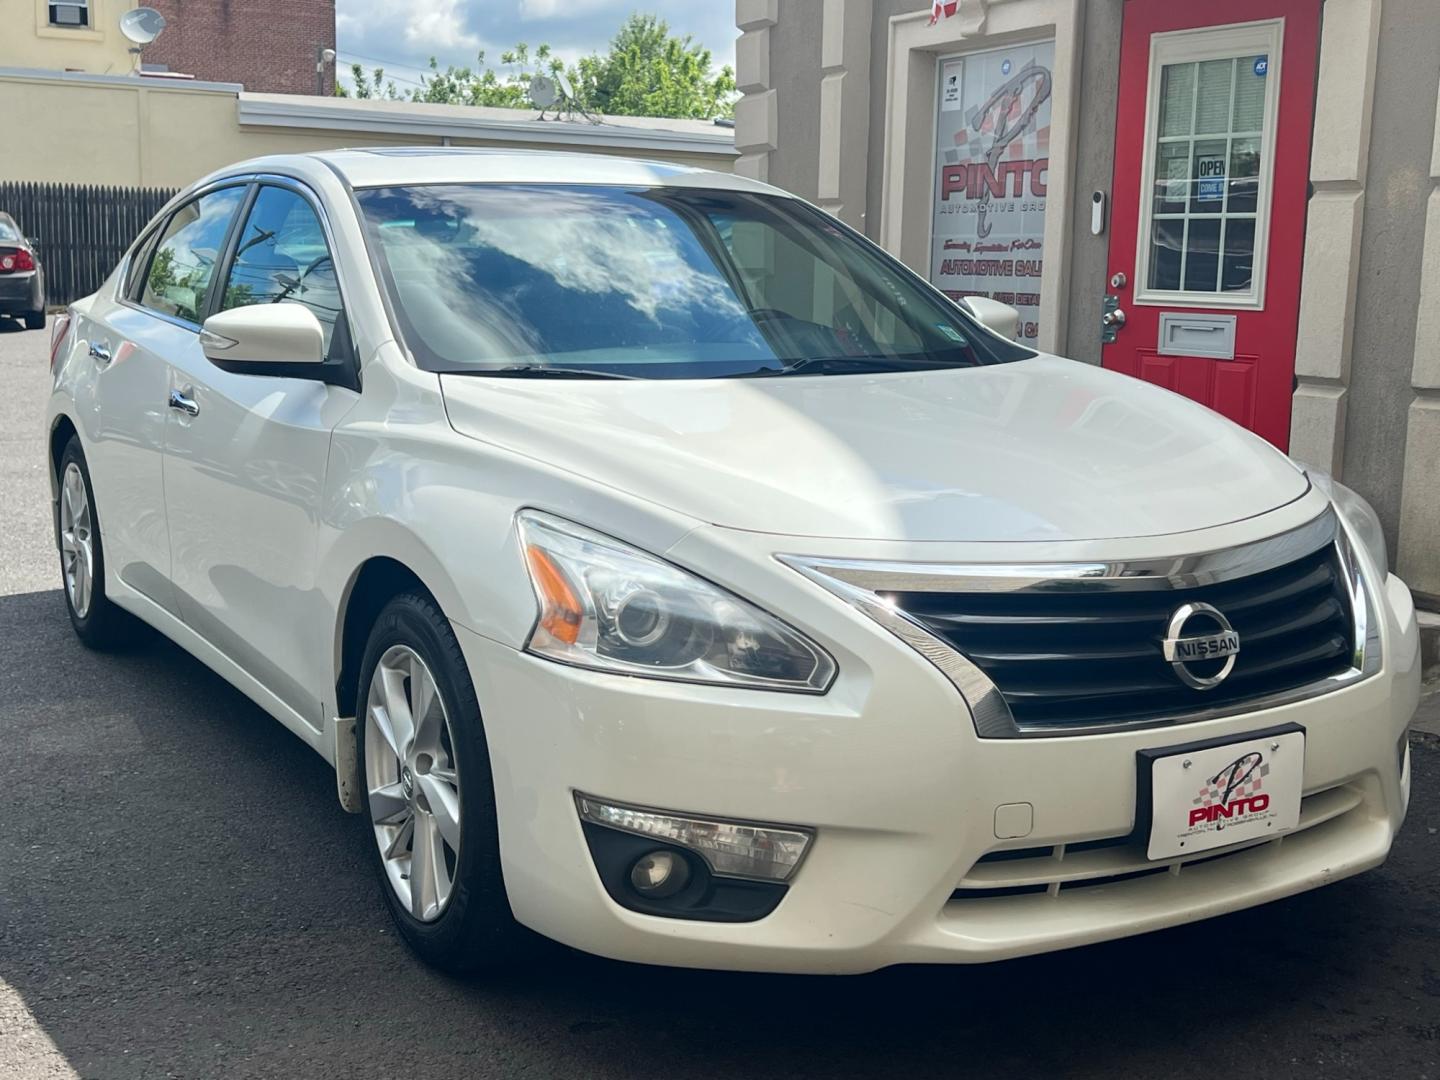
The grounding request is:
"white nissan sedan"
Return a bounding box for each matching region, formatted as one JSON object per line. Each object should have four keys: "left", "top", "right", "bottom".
{"left": 45, "top": 149, "right": 1420, "bottom": 975}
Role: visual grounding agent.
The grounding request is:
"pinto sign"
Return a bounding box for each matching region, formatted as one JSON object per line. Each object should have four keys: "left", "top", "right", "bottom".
{"left": 930, "top": 42, "right": 1054, "bottom": 345}
{"left": 1145, "top": 731, "right": 1305, "bottom": 860}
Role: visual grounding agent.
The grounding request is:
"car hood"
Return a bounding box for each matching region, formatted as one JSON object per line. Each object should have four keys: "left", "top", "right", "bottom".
{"left": 439, "top": 355, "right": 1308, "bottom": 542}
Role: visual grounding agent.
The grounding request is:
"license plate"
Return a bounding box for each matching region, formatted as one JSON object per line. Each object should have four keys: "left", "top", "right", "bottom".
{"left": 1144, "top": 729, "right": 1304, "bottom": 860}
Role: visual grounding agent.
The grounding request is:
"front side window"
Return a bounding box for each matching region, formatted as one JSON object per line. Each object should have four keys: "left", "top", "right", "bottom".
{"left": 220, "top": 185, "right": 343, "bottom": 353}
{"left": 357, "top": 184, "right": 1033, "bottom": 379}
{"left": 140, "top": 187, "right": 247, "bottom": 324}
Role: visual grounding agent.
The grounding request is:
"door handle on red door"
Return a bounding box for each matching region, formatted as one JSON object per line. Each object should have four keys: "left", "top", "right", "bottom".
{"left": 168, "top": 388, "right": 200, "bottom": 417}
{"left": 1102, "top": 308, "right": 1127, "bottom": 328}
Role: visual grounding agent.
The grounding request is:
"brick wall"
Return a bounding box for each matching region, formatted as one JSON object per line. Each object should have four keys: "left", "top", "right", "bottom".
{"left": 141, "top": 0, "right": 336, "bottom": 95}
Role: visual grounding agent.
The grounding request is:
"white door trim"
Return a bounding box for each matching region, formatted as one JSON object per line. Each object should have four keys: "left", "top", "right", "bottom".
{"left": 1131, "top": 19, "right": 1286, "bottom": 310}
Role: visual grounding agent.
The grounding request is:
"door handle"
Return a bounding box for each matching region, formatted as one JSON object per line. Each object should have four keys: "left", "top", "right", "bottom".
{"left": 168, "top": 388, "right": 200, "bottom": 417}
{"left": 1102, "top": 308, "right": 1127, "bottom": 329}
{"left": 88, "top": 342, "right": 111, "bottom": 365}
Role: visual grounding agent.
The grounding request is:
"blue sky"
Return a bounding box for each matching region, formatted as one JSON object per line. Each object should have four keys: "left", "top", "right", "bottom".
{"left": 335, "top": 1, "right": 738, "bottom": 95}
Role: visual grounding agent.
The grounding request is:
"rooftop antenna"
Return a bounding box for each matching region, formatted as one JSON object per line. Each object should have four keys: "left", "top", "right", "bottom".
{"left": 529, "top": 74, "right": 558, "bottom": 120}
{"left": 119, "top": 7, "right": 167, "bottom": 74}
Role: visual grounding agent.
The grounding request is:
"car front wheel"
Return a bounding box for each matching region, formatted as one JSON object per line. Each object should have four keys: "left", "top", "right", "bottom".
{"left": 356, "top": 592, "right": 534, "bottom": 974}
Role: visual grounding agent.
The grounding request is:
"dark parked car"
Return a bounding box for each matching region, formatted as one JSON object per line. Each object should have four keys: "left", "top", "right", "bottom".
{"left": 0, "top": 212, "right": 45, "bottom": 330}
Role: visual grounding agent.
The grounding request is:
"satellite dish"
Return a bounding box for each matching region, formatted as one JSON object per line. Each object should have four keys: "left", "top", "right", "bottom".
{"left": 556, "top": 71, "right": 577, "bottom": 102}
{"left": 529, "top": 75, "right": 557, "bottom": 109}
{"left": 119, "top": 6, "right": 166, "bottom": 46}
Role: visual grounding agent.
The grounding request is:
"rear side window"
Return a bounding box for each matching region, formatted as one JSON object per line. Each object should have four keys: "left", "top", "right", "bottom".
{"left": 219, "top": 185, "right": 343, "bottom": 353}
{"left": 140, "top": 186, "right": 246, "bottom": 324}
{"left": 124, "top": 227, "right": 162, "bottom": 301}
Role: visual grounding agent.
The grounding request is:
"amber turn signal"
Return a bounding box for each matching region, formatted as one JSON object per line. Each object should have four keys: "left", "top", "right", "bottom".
{"left": 524, "top": 543, "right": 583, "bottom": 645}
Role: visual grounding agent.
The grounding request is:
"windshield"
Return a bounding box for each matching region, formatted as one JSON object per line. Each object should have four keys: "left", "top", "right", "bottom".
{"left": 356, "top": 183, "right": 1034, "bottom": 379}
{"left": 0, "top": 219, "right": 20, "bottom": 243}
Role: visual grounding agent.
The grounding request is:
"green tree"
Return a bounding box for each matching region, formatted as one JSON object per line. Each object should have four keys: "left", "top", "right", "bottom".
{"left": 411, "top": 43, "right": 563, "bottom": 108}
{"left": 335, "top": 15, "right": 736, "bottom": 119}
{"left": 575, "top": 14, "right": 736, "bottom": 120}
{"left": 334, "top": 63, "right": 403, "bottom": 100}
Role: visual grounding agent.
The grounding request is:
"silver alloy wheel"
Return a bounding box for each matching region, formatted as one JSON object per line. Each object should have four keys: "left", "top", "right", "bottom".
{"left": 59, "top": 462, "right": 94, "bottom": 618}
{"left": 364, "top": 644, "right": 462, "bottom": 922}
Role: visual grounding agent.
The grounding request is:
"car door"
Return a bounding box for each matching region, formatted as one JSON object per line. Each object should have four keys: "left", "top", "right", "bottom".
{"left": 78, "top": 184, "right": 249, "bottom": 616}
{"left": 162, "top": 179, "right": 360, "bottom": 731}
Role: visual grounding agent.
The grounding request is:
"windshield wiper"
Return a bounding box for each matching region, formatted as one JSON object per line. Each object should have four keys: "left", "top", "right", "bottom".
{"left": 472, "top": 365, "right": 641, "bottom": 380}
{"left": 722, "top": 355, "right": 969, "bottom": 378}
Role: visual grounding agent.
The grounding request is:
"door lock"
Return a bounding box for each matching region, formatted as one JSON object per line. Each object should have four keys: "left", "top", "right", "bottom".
{"left": 1101, "top": 295, "right": 1125, "bottom": 344}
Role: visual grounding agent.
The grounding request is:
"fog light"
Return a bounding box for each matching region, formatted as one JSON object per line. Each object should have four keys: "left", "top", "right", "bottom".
{"left": 576, "top": 793, "right": 813, "bottom": 882}
{"left": 629, "top": 849, "right": 690, "bottom": 898}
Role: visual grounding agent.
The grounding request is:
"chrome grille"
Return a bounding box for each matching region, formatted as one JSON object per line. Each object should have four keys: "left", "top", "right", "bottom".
{"left": 783, "top": 509, "right": 1378, "bottom": 738}
{"left": 892, "top": 541, "right": 1355, "bottom": 731}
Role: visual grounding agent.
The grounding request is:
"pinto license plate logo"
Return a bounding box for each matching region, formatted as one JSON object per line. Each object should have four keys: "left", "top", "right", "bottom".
{"left": 1147, "top": 732, "right": 1304, "bottom": 859}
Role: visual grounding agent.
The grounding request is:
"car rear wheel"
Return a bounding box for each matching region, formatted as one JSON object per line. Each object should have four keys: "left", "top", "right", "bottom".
{"left": 24, "top": 309, "right": 45, "bottom": 331}
{"left": 356, "top": 591, "right": 535, "bottom": 974}
{"left": 56, "top": 438, "right": 131, "bottom": 649}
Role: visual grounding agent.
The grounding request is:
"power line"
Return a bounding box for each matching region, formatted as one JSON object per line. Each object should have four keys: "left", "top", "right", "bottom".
{"left": 335, "top": 51, "right": 429, "bottom": 87}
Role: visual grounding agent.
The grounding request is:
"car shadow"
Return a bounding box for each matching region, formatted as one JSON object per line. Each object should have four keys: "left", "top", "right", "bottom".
{"left": 0, "top": 586, "right": 1433, "bottom": 1079}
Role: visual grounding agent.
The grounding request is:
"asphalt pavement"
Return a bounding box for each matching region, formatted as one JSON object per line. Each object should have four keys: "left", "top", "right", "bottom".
{"left": 1, "top": 318, "right": 1437, "bottom": 1079}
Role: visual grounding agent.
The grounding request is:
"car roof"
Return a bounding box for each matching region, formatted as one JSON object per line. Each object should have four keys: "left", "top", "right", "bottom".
{"left": 210, "top": 147, "right": 788, "bottom": 197}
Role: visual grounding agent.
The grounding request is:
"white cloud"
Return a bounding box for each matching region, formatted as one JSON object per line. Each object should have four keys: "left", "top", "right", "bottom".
{"left": 518, "top": 0, "right": 620, "bottom": 19}
{"left": 405, "top": 0, "right": 480, "bottom": 50}
{"left": 336, "top": 0, "right": 737, "bottom": 86}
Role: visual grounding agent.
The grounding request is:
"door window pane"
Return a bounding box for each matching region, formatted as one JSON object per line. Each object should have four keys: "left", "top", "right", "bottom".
{"left": 1222, "top": 219, "right": 1256, "bottom": 292}
{"left": 1159, "top": 64, "right": 1194, "bottom": 137}
{"left": 222, "top": 186, "right": 343, "bottom": 353}
{"left": 1232, "top": 56, "right": 1267, "bottom": 131}
{"left": 1228, "top": 137, "right": 1262, "bottom": 214}
{"left": 1153, "top": 141, "right": 1192, "bottom": 215}
{"left": 1190, "top": 138, "right": 1228, "bottom": 214}
{"left": 1146, "top": 53, "right": 1269, "bottom": 298}
{"left": 1183, "top": 219, "right": 1221, "bottom": 291}
{"left": 140, "top": 187, "right": 246, "bottom": 323}
{"left": 1194, "top": 59, "right": 1234, "bottom": 135}
{"left": 1149, "top": 219, "right": 1184, "bottom": 291}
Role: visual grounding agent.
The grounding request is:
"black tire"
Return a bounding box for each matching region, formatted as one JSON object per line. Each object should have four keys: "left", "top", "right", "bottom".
{"left": 24, "top": 309, "right": 45, "bottom": 331}
{"left": 355, "top": 591, "right": 534, "bottom": 974}
{"left": 56, "top": 437, "right": 133, "bottom": 650}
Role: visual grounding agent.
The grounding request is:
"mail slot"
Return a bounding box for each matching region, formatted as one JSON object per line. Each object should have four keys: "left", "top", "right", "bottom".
{"left": 1157, "top": 313, "right": 1237, "bottom": 360}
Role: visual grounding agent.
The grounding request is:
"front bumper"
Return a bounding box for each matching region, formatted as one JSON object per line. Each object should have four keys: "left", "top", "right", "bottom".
{"left": 458, "top": 559, "right": 1420, "bottom": 975}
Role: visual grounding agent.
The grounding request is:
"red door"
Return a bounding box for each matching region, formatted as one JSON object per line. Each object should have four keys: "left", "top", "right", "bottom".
{"left": 1101, "top": 0, "right": 1320, "bottom": 451}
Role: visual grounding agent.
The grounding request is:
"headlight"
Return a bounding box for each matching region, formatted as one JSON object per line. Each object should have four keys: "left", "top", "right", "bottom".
{"left": 1306, "top": 469, "right": 1388, "bottom": 580}
{"left": 516, "top": 510, "right": 836, "bottom": 692}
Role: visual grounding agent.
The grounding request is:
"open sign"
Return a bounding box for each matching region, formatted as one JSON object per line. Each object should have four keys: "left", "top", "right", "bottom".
{"left": 1196, "top": 154, "right": 1226, "bottom": 201}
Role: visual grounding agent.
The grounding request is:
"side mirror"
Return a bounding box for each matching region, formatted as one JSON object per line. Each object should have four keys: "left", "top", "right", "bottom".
{"left": 200, "top": 303, "right": 326, "bottom": 369}
{"left": 962, "top": 296, "right": 1021, "bottom": 340}
{"left": 26, "top": 237, "right": 40, "bottom": 248}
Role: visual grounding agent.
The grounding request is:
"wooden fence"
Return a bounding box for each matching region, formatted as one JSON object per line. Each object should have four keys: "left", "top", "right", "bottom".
{"left": 0, "top": 182, "right": 177, "bottom": 307}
